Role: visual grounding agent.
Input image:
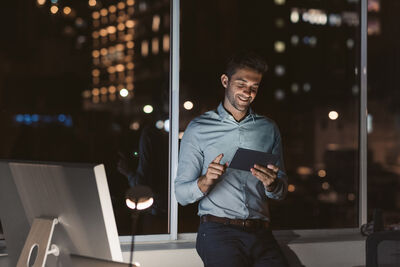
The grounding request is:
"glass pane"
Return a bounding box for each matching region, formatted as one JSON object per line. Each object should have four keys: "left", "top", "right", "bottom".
{"left": 0, "top": 0, "right": 170, "bottom": 235}
{"left": 367, "top": 0, "right": 400, "bottom": 227}
{"left": 178, "top": 0, "right": 360, "bottom": 232}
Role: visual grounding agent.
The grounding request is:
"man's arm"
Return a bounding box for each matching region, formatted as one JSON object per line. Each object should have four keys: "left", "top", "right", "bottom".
{"left": 251, "top": 126, "right": 288, "bottom": 200}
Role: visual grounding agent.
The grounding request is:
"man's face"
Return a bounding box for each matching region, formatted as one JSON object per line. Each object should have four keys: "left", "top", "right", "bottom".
{"left": 221, "top": 67, "right": 262, "bottom": 113}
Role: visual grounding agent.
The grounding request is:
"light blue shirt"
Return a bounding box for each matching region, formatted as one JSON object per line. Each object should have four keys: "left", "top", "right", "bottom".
{"left": 175, "top": 103, "right": 288, "bottom": 221}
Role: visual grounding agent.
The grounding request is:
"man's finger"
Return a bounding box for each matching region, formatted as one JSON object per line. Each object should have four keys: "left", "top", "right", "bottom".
{"left": 267, "top": 164, "right": 279, "bottom": 173}
{"left": 209, "top": 162, "right": 225, "bottom": 171}
{"left": 213, "top": 153, "right": 224, "bottom": 164}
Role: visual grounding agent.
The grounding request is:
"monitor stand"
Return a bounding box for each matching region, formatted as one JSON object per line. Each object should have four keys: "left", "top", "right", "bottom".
{"left": 17, "top": 218, "right": 59, "bottom": 267}
{"left": 17, "top": 217, "right": 135, "bottom": 267}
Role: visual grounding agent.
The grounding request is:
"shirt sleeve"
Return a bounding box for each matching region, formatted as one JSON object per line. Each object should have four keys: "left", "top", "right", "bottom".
{"left": 174, "top": 122, "right": 205, "bottom": 206}
{"left": 265, "top": 125, "right": 288, "bottom": 200}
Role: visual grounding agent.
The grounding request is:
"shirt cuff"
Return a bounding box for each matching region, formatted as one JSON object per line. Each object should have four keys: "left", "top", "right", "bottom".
{"left": 191, "top": 179, "right": 205, "bottom": 202}
{"left": 265, "top": 179, "right": 283, "bottom": 199}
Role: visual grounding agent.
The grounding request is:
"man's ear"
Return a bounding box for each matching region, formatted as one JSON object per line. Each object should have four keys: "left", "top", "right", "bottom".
{"left": 221, "top": 74, "right": 229, "bottom": 89}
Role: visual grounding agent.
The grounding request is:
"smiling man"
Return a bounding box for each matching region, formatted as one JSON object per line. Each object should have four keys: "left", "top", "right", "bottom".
{"left": 175, "top": 51, "right": 289, "bottom": 267}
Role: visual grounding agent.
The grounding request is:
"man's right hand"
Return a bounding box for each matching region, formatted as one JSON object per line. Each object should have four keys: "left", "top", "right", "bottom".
{"left": 197, "top": 153, "right": 228, "bottom": 194}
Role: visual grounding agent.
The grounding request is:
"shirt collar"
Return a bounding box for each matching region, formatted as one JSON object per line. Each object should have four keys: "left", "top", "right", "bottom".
{"left": 217, "top": 102, "right": 255, "bottom": 123}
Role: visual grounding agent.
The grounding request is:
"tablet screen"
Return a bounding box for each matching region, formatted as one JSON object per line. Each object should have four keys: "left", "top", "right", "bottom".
{"left": 229, "top": 148, "right": 279, "bottom": 172}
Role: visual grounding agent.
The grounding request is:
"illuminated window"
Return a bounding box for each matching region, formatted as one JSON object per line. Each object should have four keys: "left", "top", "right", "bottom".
{"left": 152, "top": 15, "right": 161, "bottom": 32}
{"left": 63, "top": 6, "right": 71, "bottom": 15}
{"left": 100, "top": 8, "right": 108, "bottom": 17}
{"left": 127, "top": 0, "right": 135, "bottom": 6}
{"left": 163, "top": 34, "right": 170, "bottom": 52}
{"left": 126, "top": 20, "right": 135, "bottom": 28}
{"left": 92, "top": 88, "right": 100, "bottom": 96}
{"left": 108, "top": 86, "right": 116, "bottom": 94}
{"left": 91, "top": 50, "right": 100, "bottom": 59}
{"left": 290, "top": 9, "right": 300, "bottom": 23}
{"left": 116, "top": 44, "right": 125, "bottom": 51}
{"left": 109, "top": 5, "right": 117, "bottom": 13}
{"left": 92, "top": 69, "right": 100, "bottom": 77}
{"left": 92, "top": 31, "right": 99, "bottom": 39}
{"left": 50, "top": 5, "right": 59, "bottom": 14}
{"left": 117, "top": 2, "right": 126, "bottom": 10}
{"left": 37, "top": 0, "right": 46, "bottom": 5}
{"left": 100, "top": 48, "right": 107, "bottom": 56}
{"left": 92, "top": 11, "right": 100, "bottom": 19}
{"left": 107, "top": 26, "right": 116, "bottom": 34}
{"left": 117, "top": 23, "right": 125, "bottom": 31}
{"left": 116, "top": 64, "right": 125, "bottom": 72}
{"left": 126, "top": 41, "right": 134, "bottom": 49}
{"left": 88, "top": 0, "right": 96, "bottom": 7}
{"left": 127, "top": 62, "right": 134, "bottom": 70}
{"left": 99, "top": 29, "right": 107, "bottom": 37}
{"left": 107, "top": 66, "right": 116, "bottom": 73}
{"left": 141, "top": 40, "right": 149, "bottom": 57}
{"left": 152, "top": 38, "right": 159, "bottom": 55}
{"left": 100, "top": 87, "right": 108, "bottom": 95}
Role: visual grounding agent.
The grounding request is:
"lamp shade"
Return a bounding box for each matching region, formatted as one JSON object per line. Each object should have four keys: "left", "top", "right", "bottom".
{"left": 125, "top": 185, "right": 154, "bottom": 211}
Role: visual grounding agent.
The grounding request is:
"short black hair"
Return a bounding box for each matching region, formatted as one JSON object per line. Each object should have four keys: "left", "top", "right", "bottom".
{"left": 224, "top": 51, "right": 268, "bottom": 78}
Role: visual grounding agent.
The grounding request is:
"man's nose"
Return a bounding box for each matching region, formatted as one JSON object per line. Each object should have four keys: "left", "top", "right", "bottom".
{"left": 243, "top": 87, "right": 251, "bottom": 96}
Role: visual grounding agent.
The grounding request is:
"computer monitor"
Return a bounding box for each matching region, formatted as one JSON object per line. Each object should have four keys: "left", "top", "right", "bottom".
{"left": 0, "top": 160, "right": 130, "bottom": 266}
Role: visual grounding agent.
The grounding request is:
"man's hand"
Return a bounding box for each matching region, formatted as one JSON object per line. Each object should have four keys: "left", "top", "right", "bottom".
{"left": 250, "top": 164, "right": 279, "bottom": 192}
{"left": 197, "top": 154, "right": 228, "bottom": 194}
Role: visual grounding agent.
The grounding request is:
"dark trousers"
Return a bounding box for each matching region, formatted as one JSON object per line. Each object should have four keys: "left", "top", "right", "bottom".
{"left": 196, "top": 221, "right": 289, "bottom": 267}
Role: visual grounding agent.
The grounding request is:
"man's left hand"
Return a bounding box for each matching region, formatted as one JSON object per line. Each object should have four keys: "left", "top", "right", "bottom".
{"left": 250, "top": 164, "right": 279, "bottom": 191}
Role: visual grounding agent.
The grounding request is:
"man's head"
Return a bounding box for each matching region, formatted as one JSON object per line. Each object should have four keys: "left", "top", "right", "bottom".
{"left": 221, "top": 51, "right": 267, "bottom": 118}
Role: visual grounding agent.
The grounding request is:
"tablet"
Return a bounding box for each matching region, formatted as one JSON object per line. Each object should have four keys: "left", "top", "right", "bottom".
{"left": 228, "top": 148, "right": 279, "bottom": 172}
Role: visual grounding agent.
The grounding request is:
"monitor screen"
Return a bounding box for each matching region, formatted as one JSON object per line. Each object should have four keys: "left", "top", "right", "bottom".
{"left": 0, "top": 161, "right": 124, "bottom": 266}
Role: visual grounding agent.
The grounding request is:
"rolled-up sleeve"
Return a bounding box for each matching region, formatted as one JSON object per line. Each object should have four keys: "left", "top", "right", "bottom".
{"left": 265, "top": 126, "right": 288, "bottom": 200}
{"left": 174, "top": 123, "right": 205, "bottom": 206}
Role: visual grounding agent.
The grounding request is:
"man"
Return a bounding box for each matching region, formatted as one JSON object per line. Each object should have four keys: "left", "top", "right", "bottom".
{"left": 175, "top": 51, "right": 289, "bottom": 267}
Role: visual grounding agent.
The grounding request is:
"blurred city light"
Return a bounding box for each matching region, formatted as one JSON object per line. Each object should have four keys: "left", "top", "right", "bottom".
{"left": 290, "top": 35, "right": 299, "bottom": 46}
{"left": 348, "top": 193, "right": 356, "bottom": 201}
{"left": 290, "top": 9, "right": 300, "bottom": 23}
{"left": 152, "top": 15, "right": 160, "bottom": 31}
{"left": 143, "top": 105, "right": 153, "bottom": 114}
{"left": 274, "top": 0, "right": 285, "bottom": 5}
{"left": 89, "top": 0, "right": 96, "bottom": 7}
{"left": 50, "top": 5, "right": 59, "bottom": 14}
{"left": 329, "top": 14, "right": 342, "bottom": 26}
{"left": 322, "top": 182, "right": 330, "bottom": 190}
{"left": 274, "top": 65, "right": 285, "bottom": 76}
{"left": 130, "top": 122, "right": 140, "bottom": 131}
{"left": 346, "top": 38, "right": 355, "bottom": 49}
{"left": 155, "top": 120, "right": 164, "bottom": 130}
{"left": 297, "top": 166, "right": 313, "bottom": 176}
{"left": 37, "top": 0, "right": 46, "bottom": 5}
{"left": 303, "top": 83, "right": 311, "bottom": 92}
{"left": 288, "top": 184, "right": 296, "bottom": 192}
{"left": 164, "top": 119, "right": 170, "bottom": 132}
{"left": 275, "top": 18, "right": 285, "bottom": 28}
{"left": 318, "top": 170, "right": 327, "bottom": 178}
{"left": 291, "top": 83, "right": 299, "bottom": 93}
{"left": 274, "top": 41, "right": 286, "bottom": 53}
{"left": 63, "top": 6, "right": 72, "bottom": 15}
{"left": 51, "top": 0, "right": 58, "bottom": 3}
{"left": 119, "top": 88, "right": 129, "bottom": 97}
{"left": 183, "top": 101, "right": 194, "bottom": 110}
{"left": 328, "top": 111, "right": 339, "bottom": 120}
{"left": 275, "top": 89, "right": 285, "bottom": 101}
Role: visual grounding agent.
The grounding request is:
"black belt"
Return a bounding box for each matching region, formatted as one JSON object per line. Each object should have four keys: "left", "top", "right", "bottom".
{"left": 201, "top": 214, "right": 270, "bottom": 231}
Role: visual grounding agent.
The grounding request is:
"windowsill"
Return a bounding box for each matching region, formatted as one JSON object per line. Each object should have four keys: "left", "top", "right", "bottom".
{"left": 120, "top": 228, "right": 366, "bottom": 252}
